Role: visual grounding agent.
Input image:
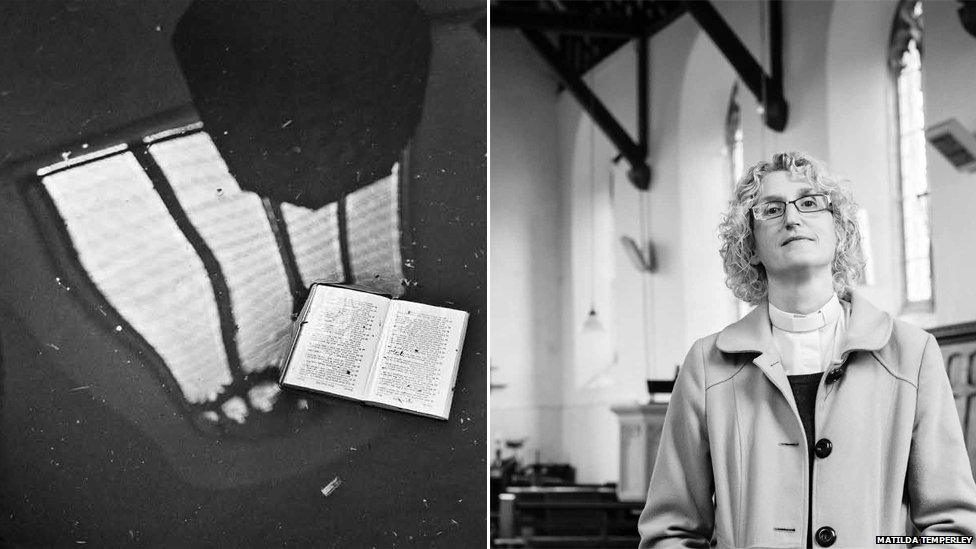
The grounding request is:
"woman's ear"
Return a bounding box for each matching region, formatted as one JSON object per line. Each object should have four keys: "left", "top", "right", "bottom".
{"left": 747, "top": 243, "right": 761, "bottom": 266}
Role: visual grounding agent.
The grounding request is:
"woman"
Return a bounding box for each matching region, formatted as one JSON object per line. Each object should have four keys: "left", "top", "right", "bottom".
{"left": 638, "top": 152, "right": 976, "bottom": 548}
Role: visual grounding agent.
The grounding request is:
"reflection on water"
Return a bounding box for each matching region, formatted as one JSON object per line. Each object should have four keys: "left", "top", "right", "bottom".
{"left": 150, "top": 134, "right": 295, "bottom": 379}
{"left": 280, "top": 201, "right": 344, "bottom": 288}
{"left": 346, "top": 164, "right": 405, "bottom": 293}
{"left": 44, "top": 152, "right": 234, "bottom": 404}
{"left": 40, "top": 128, "right": 405, "bottom": 438}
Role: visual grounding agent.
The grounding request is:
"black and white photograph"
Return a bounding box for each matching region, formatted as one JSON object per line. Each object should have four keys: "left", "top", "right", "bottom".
{"left": 490, "top": 1, "right": 976, "bottom": 547}
{"left": 4, "top": 0, "right": 976, "bottom": 547}
{"left": 0, "top": 0, "right": 486, "bottom": 546}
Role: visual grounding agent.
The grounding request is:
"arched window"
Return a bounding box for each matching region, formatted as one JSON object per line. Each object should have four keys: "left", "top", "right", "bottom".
{"left": 725, "top": 82, "right": 745, "bottom": 186}
{"left": 725, "top": 83, "right": 750, "bottom": 318}
{"left": 889, "top": 0, "right": 933, "bottom": 310}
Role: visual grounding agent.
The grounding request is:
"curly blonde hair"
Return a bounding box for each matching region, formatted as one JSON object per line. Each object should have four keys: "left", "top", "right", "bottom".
{"left": 718, "top": 152, "right": 865, "bottom": 304}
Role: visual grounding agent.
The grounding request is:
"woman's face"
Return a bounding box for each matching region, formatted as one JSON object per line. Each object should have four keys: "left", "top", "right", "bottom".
{"left": 749, "top": 170, "right": 838, "bottom": 279}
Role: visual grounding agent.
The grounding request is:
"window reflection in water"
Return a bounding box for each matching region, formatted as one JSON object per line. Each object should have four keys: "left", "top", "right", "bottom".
{"left": 40, "top": 128, "right": 405, "bottom": 435}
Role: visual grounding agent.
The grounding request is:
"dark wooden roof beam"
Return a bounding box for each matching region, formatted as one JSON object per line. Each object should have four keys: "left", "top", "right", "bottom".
{"left": 493, "top": 9, "right": 647, "bottom": 37}
{"left": 685, "top": 0, "right": 788, "bottom": 131}
{"left": 522, "top": 29, "right": 651, "bottom": 190}
{"left": 492, "top": 4, "right": 687, "bottom": 39}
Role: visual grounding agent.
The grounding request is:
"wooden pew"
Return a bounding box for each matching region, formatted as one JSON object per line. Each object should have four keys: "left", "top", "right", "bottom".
{"left": 932, "top": 321, "right": 976, "bottom": 478}
{"left": 494, "top": 485, "right": 642, "bottom": 548}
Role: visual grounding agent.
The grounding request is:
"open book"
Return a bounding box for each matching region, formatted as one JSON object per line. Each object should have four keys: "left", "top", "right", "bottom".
{"left": 278, "top": 283, "right": 469, "bottom": 420}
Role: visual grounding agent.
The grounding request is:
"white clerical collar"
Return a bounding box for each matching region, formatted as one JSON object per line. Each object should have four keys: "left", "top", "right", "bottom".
{"left": 768, "top": 294, "right": 843, "bottom": 333}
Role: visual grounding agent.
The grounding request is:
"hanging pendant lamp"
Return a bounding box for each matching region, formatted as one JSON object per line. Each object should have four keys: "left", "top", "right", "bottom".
{"left": 582, "top": 84, "right": 604, "bottom": 334}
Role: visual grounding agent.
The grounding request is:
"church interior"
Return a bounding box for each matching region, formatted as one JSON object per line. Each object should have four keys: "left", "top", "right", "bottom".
{"left": 490, "top": 0, "right": 976, "bottom": 545}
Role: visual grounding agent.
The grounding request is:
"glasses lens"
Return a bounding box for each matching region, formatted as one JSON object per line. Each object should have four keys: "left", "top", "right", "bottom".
{"left": 757, "top": 201, "right": 785, "bottom": 220}
{"left": 796, "top": 195, "right": 828, "bottom": 212}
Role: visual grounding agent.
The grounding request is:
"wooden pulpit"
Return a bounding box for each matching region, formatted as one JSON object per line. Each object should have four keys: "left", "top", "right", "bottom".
{"left": 611, "top": 402, "right": 669, "bottom": 502}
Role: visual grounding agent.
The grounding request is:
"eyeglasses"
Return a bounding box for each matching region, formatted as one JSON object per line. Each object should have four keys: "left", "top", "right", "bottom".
{"left": 751, "top": 194, "right": 832, "bottom": 221}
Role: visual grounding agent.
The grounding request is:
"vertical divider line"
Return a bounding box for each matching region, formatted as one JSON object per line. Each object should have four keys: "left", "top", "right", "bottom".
{"left": 261, "top": 197, "right": 305, "bottom": 315}
{"left": 133, "top": 144, "right": 248, "bottom": 392}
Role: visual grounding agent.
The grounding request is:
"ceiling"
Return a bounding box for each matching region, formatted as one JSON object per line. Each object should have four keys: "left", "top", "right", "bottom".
{"left": 491, "top": 0, "right": 686, "bottom": 78}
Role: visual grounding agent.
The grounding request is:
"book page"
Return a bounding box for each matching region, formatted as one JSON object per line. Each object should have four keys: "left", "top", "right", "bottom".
{"left": 365, "top": 301, "right": 468, "bottom": 418}
{"left": 281, "top": 285, "right": 390, "bottom": 399}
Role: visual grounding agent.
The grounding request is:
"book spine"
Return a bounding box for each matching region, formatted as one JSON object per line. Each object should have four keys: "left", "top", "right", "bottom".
{"left": 278, "top": 284, "right": 320, "bottom": 385}
{"left": 362, "top": 301, "right": 397, "bottom": 396}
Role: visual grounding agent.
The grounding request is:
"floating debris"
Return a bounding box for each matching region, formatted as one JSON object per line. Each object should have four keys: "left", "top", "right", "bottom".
{"left": 320, "top": 476, "right": 342, "bottom": 498}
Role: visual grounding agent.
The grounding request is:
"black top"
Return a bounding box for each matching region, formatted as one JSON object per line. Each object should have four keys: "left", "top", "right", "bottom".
{"left": 788, "top": 372, "right": 823, "bottom": 549}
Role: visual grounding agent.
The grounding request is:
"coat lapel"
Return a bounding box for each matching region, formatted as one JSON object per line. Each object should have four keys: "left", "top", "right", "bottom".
{"left": 839, "top": 291, "right": 893, "bottom": 355}
{"left": 716, "top": 302, "right": 798, "bottom": 416}
{"left": 714, "top": 291, "right": 894, "bottom": 405}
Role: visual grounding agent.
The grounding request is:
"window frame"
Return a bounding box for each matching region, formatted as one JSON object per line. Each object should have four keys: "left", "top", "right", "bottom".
{"left": 888, "top": 0, "right": 935, "bottom": 315}
{"left": 15, "top": 105, "right": 412, "bottom": 434}
{"left": 725, "top": 82, "right": 750, "bottom": 319}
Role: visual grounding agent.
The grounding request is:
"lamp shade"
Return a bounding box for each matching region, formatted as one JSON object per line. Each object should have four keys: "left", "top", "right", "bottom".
{"left": 172, "top": 0, "right": 431, "bottom": 208}
{"left": 582, "top": 308, "right": 604, "bottom": 333}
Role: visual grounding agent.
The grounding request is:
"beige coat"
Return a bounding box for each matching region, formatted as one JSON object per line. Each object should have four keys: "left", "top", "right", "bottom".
{"left": 638, "top": 293, "right": 976, "bottom": 548}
